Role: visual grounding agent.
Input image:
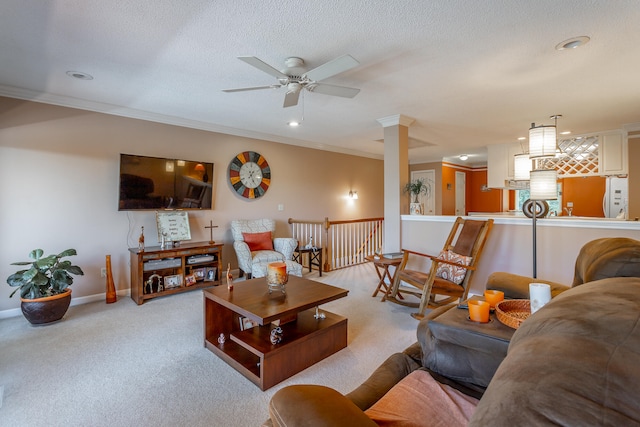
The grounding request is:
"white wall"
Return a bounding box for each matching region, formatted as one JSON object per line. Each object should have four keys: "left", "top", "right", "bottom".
{"left": 401, "top": 215, "right": 640, "bottom": 296}
{"left": 0, "top": 98, "right": 384, "bottom": 313}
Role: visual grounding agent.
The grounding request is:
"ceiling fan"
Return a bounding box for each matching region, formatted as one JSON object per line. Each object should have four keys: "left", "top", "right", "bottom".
{"left": 223, "top": 54, "right": 360, "bottom": 108}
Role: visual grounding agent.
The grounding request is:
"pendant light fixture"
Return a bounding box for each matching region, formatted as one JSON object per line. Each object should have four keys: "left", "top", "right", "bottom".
{"left": 513, "top": 153, "right": 532, "bottom": 180}
{"left": 528, "top": 123, "right": 557, "bottom": 159}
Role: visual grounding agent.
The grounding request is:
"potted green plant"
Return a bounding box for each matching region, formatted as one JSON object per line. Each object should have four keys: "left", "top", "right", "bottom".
{"left": 7, "top": 248, "right": 84, "bottom": 325}
{"left": 403, "top": 178, "right": 431, "bottom": 215}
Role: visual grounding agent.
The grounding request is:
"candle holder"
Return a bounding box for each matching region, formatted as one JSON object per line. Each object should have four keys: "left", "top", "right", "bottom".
{"left": 266, "top": 262, "right": 288, "bottom": 294}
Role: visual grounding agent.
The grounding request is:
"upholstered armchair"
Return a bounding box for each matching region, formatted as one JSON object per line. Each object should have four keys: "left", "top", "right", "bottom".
{"left": 231, "top": 219, "right": 298, "bottom": 278}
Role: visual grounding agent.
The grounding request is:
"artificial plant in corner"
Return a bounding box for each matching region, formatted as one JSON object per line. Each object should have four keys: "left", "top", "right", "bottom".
{"left": 7, "top": 248, "right": 84, "bottom": 324}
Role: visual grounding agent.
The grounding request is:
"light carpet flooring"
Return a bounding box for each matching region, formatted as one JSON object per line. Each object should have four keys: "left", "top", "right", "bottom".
{"left": 0, "top": 263, "right": 422, "bottom": 427}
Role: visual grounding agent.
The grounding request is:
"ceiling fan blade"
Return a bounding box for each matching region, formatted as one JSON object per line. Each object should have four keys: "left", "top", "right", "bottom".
{"left": 304, "top": 54, "right": 359, "bottom": 82}
{"left": 238, "top": 56, "right": 289, "bottom": 79}
{"left": 283, "top": 90, "right": 301, "bottom": 108}
{"left": 222, "top": 85, "right": 280, "bottom": 93}
{"left": 308, "top": 83, "right": 360, "bottom": 98}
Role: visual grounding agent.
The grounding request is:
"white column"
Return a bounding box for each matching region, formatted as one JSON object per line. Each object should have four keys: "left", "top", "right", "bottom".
{"left": 377, "top": 114, "right": 414, "bottom": 253}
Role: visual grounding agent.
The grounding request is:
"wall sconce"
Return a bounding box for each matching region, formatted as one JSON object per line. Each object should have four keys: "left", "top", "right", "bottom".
{"left": 349, "top": 190, "right": 358, "bottom": 200}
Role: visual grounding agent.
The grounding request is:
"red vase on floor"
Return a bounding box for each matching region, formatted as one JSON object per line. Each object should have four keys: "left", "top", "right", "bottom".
{"left": 106, "top": 255, "right": 117, "bottom": 304}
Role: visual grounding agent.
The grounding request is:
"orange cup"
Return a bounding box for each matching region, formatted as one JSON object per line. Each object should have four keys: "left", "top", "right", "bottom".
{"left": 468, "top": 300, "right": 490, "bottom": 323}
{"left": 484, "top": 290, "right": 505, "bottom": 308}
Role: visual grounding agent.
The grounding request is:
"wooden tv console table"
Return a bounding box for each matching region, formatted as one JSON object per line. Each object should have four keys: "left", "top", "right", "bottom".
{"left": 129, "top": 242, "right": 222, "bottom": 305}
{"left": 203, "top": 276, "right": 348, "bottom": 390}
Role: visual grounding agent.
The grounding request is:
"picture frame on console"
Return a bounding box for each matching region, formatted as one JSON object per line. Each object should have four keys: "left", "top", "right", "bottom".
{"left": 204, "top": 267, "right": 217, "bottom": 282}
{"left": 164, "top": 274, "right": 182, "bottom": 289}
{"left": 185, "top": 274, "right": 197, "bottom": 287}
{"left": 193, "top": 268, "right": 206, "bottom": 281}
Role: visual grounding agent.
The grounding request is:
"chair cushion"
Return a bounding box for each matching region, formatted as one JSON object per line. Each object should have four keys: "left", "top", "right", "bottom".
{"left": 364, "top": 369, "right": 478, "bottom": 427}
{"left": 435, "top": 250, "right": 472, "bottom": 285}
{"left": 243, "top": 231, "right": 274, "bottom": 251}
{"left": 397, "top": 270, "right": 464, "bottom": 294}
{"left": 252, "top": 251, "right": 285, "bottom": 264}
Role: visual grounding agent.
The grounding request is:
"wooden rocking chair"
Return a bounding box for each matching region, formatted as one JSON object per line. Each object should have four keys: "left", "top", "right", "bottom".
{"left": 386, "top": 217, "right": 494, "bottom": 320}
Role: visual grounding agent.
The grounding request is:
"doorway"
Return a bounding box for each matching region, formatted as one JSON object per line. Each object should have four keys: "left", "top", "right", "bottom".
{"left": 455, "top": 171, "right": 466, "bottom": 216}
{"left": 411, "top": 170, "right": 435, "bottom": 215}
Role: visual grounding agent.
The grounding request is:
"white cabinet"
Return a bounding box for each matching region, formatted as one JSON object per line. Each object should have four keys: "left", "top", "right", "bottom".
{"left": 600, "top": 132, "right": 627, "bottom": 175}
{"left": 487, "top": 144, "right": 508, "bottom": 188}
{"left": 487, "top": 142, "right": 526, "bottom": 188}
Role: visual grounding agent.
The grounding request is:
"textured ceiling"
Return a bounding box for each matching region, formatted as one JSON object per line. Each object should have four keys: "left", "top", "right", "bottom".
{"left": 1, "top": 0, "right": 640, "bottom": 165}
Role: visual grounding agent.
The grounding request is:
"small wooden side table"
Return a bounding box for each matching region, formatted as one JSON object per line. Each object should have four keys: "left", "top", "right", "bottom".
{"left": 365, "top": 254, "right": 404, "bottom": 301}
{"left": 293, "top": 246, "right": 323, "bottom": 277}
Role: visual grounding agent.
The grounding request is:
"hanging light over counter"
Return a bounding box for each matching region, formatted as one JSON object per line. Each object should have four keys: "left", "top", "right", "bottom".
{"left": 513, "top": 153, "right": 532, "bottom": 180}
{"left": 529, "top": 123, "right": 557, "bottom": 159}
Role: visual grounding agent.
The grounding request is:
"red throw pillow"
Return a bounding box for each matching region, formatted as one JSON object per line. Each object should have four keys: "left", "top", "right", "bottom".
{"left": 242, "top": 231, "right": 274, "bottom": 251}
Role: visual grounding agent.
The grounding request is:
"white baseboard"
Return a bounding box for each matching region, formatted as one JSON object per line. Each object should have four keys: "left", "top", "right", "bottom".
{"left": 0, "top": 270, "right": 243, "bottom": 320}
{"left": 0, "top": 289, "right": 130, "bottom": 320}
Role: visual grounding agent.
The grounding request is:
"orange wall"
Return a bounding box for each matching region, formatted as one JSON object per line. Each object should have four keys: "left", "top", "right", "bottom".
{"left": 561, "top": 176, "right": 606, "bottom": 217}
{"left": 441, "top": 165, "right": 457, "bottom": 214}
{"left": 507, "top": 176, "right": 606, "bottom": 216}
{"left": 441, "top": 164, "right": 502, "bottom": 215}
{"left": 469, "top": 169, "right": 503, "bottom": 213}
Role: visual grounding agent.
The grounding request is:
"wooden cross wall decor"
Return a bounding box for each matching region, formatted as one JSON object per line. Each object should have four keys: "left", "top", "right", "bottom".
{"left": 205, "top": 220, "right": 219, "bottom": 244}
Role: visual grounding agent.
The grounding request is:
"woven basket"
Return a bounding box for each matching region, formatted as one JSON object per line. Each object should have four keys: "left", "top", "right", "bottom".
{"left": 495, "top": 299, "right": 531, "bottom": 329}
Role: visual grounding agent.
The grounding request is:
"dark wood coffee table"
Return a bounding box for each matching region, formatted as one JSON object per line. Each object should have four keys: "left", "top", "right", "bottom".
{"left": 203, "top": 275, "right": 348, "bottom": 390}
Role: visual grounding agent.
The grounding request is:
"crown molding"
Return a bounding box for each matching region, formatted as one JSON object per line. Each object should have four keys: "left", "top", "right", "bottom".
{"left": 376, "top": 114, "right": 415, "bottom": 128}
{"left": 0, "top": 86, "right": 383, "bottom": 160}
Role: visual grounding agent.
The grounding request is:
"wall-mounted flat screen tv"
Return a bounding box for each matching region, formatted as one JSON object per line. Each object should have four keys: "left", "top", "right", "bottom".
{"left": 118, "top": 154, "right": 214, "bottom": 211}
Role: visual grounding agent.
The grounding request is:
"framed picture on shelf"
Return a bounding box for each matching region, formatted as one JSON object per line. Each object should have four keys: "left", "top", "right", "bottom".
{"left": 193, "top": 268, "right": 206, "bottom": 281}
{"left": 164, "top": 274, "right": 182, "bottom": 289}
{"left": 204, "top": 267, "right": 217, "bottom": 282}
{"left": 239, "top": 316, "right": 259, "bottom": 331}
{"left": 184, "top": 273, "right": 197, "bottom": 287}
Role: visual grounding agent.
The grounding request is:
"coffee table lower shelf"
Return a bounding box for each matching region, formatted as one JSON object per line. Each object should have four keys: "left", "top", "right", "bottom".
{"left": 204, "top": 308, "right": 347, "bottom": 390}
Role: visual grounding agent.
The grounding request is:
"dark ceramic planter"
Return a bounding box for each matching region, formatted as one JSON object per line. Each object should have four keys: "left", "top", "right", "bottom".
{"left": 20, "top": 289, "right": 72, "bottom": 325}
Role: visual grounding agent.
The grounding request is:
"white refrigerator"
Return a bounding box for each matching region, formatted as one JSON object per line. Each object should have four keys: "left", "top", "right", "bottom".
{"left": 603, "top": 176, "right": 628, "bottom": 218}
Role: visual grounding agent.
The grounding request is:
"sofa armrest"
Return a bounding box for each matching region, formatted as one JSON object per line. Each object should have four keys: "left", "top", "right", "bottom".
{"left": 486, "top": 272, "right": 568, "bottom": 299}
{"left": 273, "top": 237, "right": 297, "bottom": 260}
{"left": 345, "top": 352, "right": 421, "bottom": 411}
{"left": 269, "top": 385, "right": 377, "bottom": 427}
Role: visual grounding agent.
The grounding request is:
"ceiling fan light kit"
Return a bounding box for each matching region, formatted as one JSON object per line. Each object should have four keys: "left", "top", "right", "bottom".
{"left": 223, "top": 54, "right": 361, "bottom": 108}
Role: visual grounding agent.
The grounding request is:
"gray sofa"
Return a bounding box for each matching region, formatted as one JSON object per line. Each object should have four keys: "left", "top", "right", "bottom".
{"left": 267, "top": 238, "right": 640, "bottom": 426}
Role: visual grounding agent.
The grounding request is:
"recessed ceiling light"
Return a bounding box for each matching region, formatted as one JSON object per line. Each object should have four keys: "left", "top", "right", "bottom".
{"left": 66, "top": 70, "right": 93, "bottom": 80}
{"left": 287, "top": 121, "right": 300, "bottom": 127}
{"left": 560, "top": 131, "right": 571, "bottom": 135}
{"left": 517, "top": 137, "right": 527, "bottom": 140}
{"left": 555, "top": 36, "right": 590, "bottom": 51}
{"left": 459, "top": 154, "right": 469, "bottom": 161}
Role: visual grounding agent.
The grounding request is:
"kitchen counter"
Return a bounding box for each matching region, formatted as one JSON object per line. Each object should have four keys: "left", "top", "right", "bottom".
{"left": 463, "top": 213, "right": 636, "bottom": 229}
